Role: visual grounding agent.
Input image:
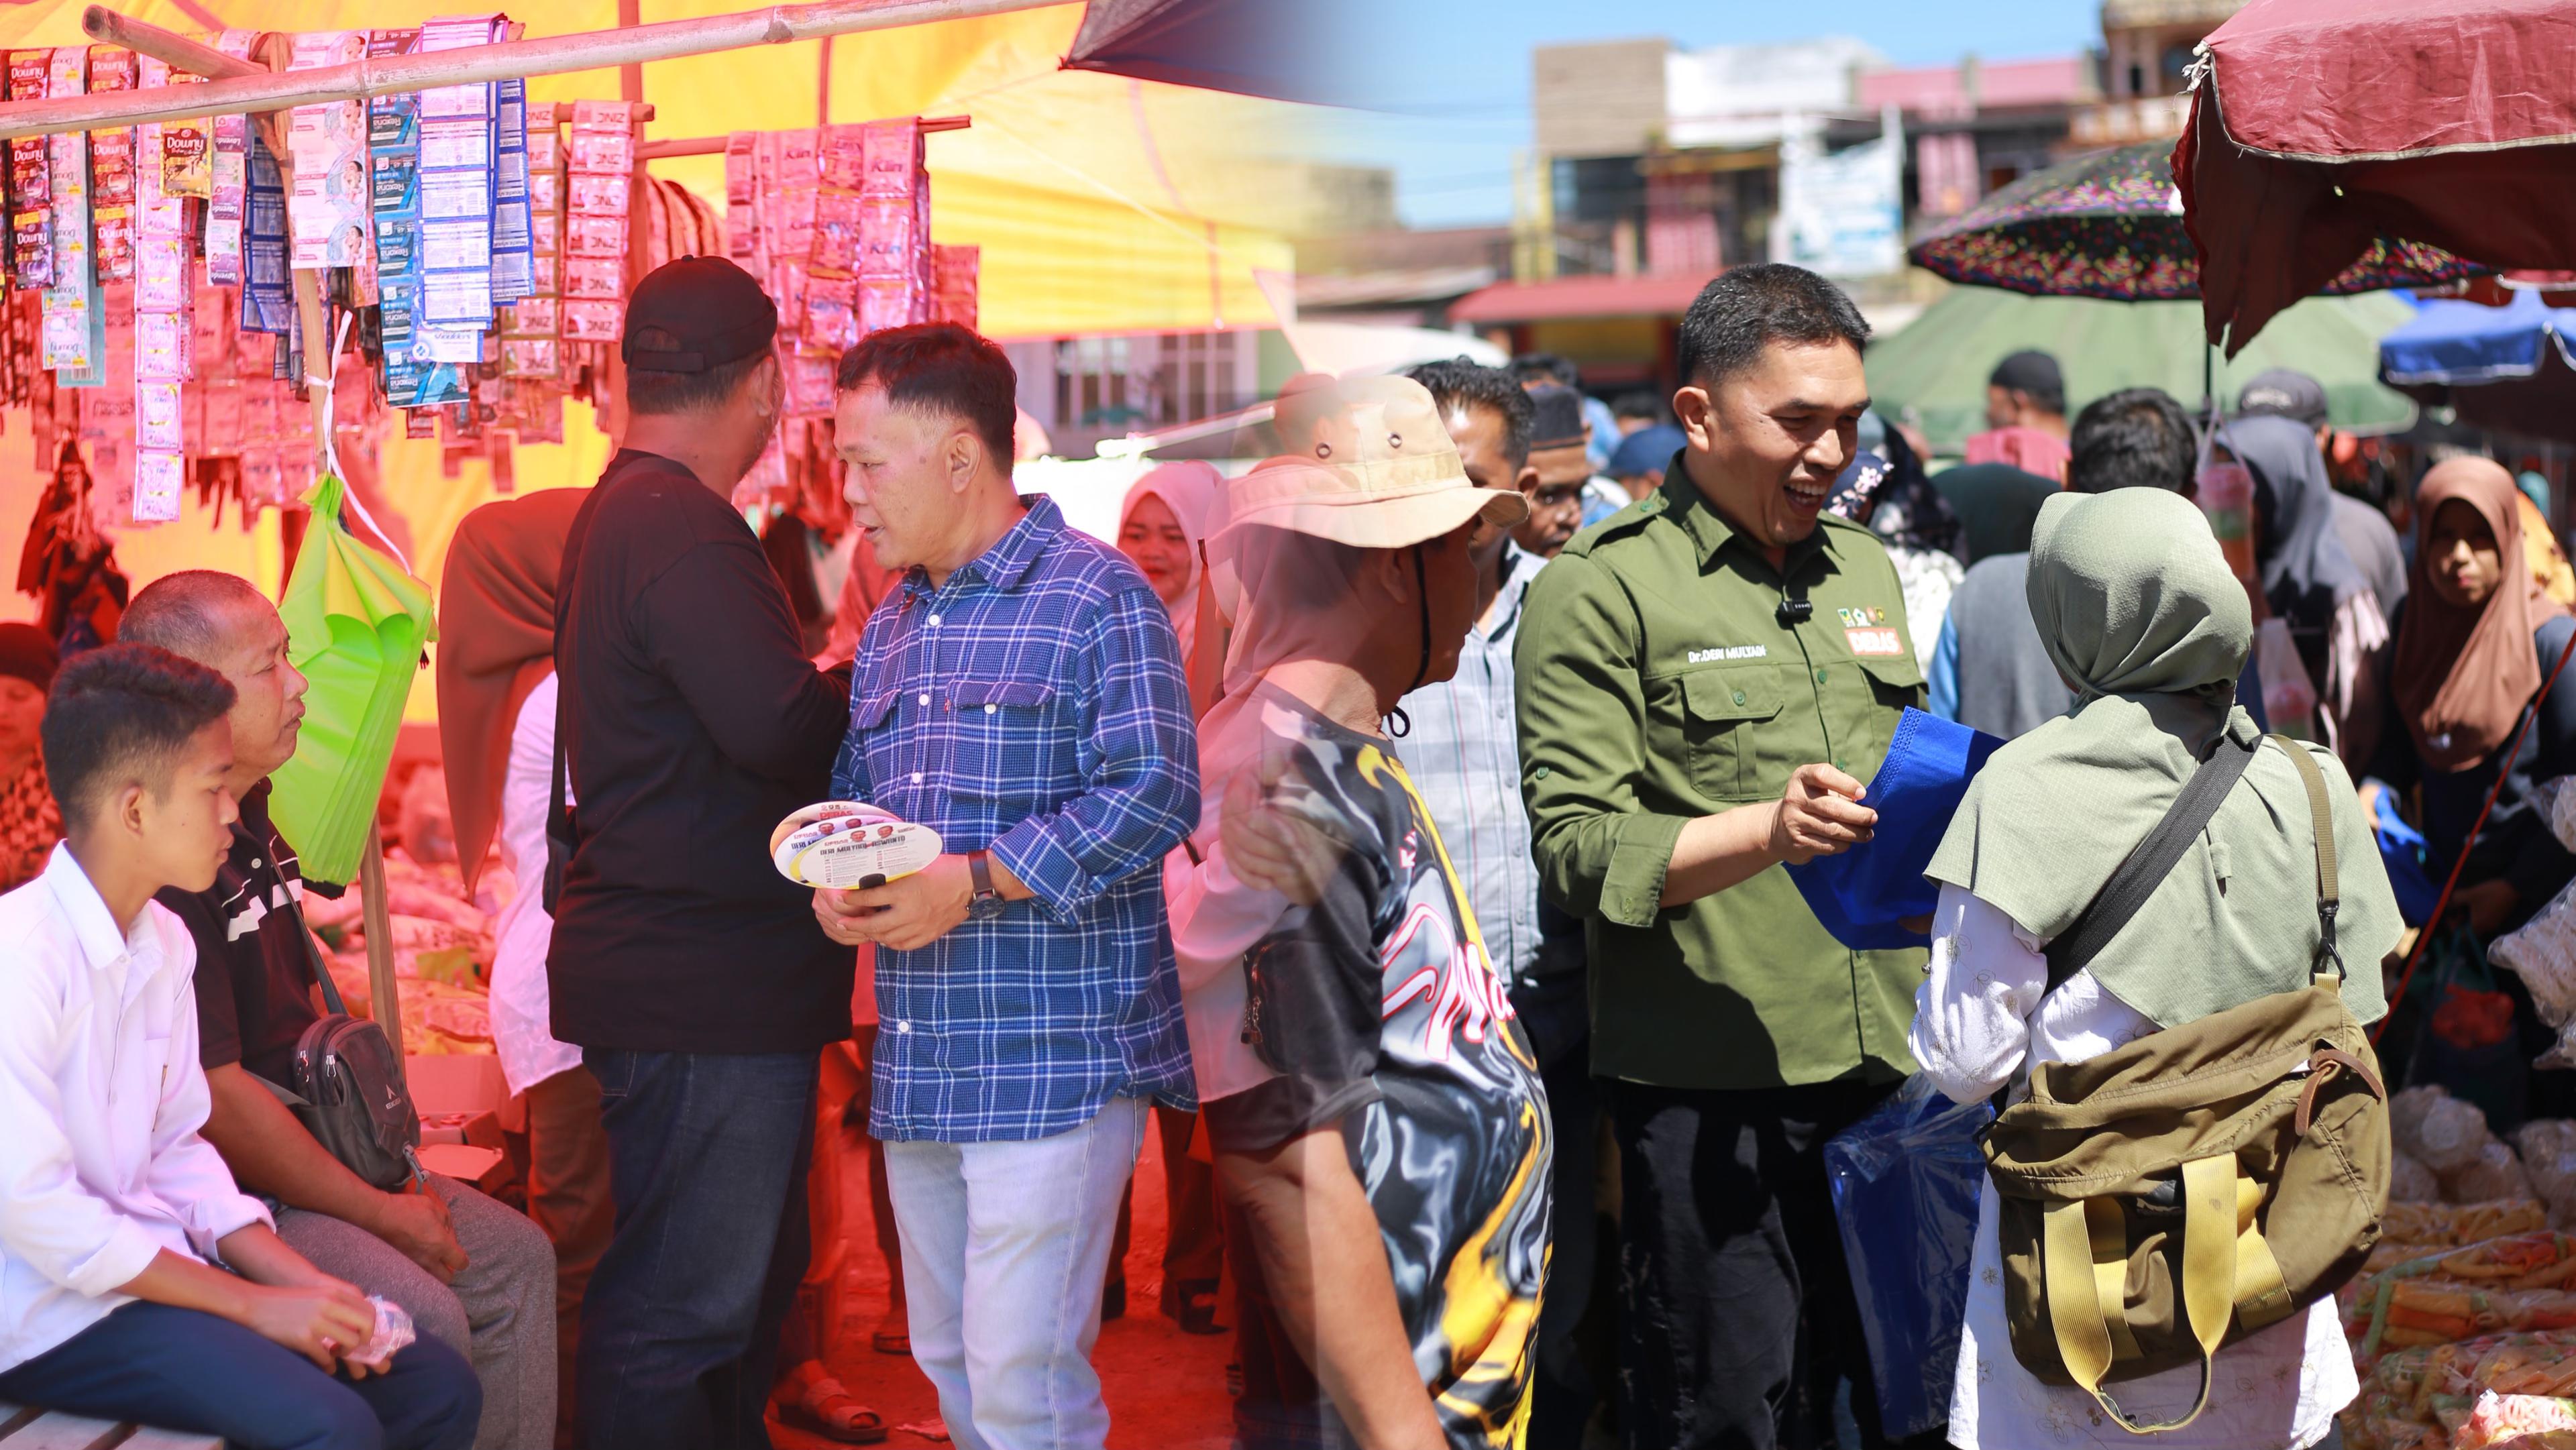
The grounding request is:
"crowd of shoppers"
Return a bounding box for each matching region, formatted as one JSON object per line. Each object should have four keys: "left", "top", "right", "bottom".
{"left": 6, "top": 247, "right": 2569, "bottom": 1450}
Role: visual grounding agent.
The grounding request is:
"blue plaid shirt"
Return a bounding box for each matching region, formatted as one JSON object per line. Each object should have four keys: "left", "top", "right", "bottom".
{"left": 833, "top": 496, "right": 1200, "bottom": 1142}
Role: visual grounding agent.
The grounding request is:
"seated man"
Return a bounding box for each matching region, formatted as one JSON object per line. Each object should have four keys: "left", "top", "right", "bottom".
{"left": 121, "top": 571, "right": 556, "bottom": 1450}
{"left": 0, "top": 643, "right": 478, "bottom": 1450}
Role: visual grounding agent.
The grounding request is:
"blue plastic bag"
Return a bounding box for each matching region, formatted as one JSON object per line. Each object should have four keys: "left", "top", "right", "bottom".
{"left": 1825, "top": 1074, "right": 1990, "bottom": 1439}
{"left": 1788, "top": 708, "right": 2004, "bottom": 950}
{"left": 2369, "top": 785, "right": 2443, "bottom": 926}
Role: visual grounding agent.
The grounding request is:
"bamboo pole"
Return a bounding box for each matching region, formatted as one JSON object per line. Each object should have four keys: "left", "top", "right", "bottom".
{"left": 1, "top": 0, "right": 1058, "bottom": 141}
{"left": 635, "top": 112, "right": 967, "bottom": 159}
{"left": 80, "top": 7, "right": 262, "bottom": 80}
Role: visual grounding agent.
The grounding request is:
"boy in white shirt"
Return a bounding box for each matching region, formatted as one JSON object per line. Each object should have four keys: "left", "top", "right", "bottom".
{"left": 0, "top": 644, "right": 479, "bottom": 1450}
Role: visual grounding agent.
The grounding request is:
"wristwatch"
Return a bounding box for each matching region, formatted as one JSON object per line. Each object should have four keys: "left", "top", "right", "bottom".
{"left": 966, "top": 850, "right": 1006, "bottom": 920}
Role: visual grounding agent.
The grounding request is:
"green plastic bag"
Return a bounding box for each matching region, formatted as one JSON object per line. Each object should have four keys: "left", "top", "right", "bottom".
{"left": 266, "top": 473, "right": 435, "bottom": 885}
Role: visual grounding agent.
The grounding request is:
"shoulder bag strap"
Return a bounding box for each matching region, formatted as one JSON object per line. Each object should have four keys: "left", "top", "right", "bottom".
{"left": 2267, "top": 733, "right": 2344, "bottom": 980}
{"left": 2043, "top": 730, "right": 2259, "bottom": 993}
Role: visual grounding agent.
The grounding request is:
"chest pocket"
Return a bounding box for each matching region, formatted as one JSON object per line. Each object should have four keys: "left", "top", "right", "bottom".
{"left": 1681, "top": 667, "right": 1787, "bottom": 801}
{"left": 947, "top": 679, "right": 1071, "bottom": 803}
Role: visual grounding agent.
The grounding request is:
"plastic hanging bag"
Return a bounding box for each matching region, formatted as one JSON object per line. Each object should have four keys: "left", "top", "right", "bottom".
{"left": 265, "top": 469, "right": 436, "bottom": 885}
{"left": 1824, "top": 1073, "right": 1992, "bottom": 1439}
{"left": 2255, "top": 616, "right": 2320, "bottom": 739}
{"left": 1786, "top": 707, "right": 2003, "bottom": 950}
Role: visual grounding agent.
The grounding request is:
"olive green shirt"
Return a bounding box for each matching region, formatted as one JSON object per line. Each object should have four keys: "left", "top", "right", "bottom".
{"left": 1513, "top": 466, "right": 1928, "bottom": 1090}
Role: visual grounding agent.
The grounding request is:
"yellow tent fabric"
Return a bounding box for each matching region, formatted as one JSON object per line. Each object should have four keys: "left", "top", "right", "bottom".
{"left": 0, "top": 0, "right": 1303, "bottom": 720}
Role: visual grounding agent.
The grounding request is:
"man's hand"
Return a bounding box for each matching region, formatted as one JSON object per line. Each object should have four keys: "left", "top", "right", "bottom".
{"left": 238, "top": 1279, "right": 377, "bottom": 1374}
{"left": 816, "top": 854, "right": 974, "bottom": 952}
{"left": 2457, "top": 879, "right": 2522, "bottom": 938}
{"left": 1220, "top": 759, "right": 1344, "bottom": 908}
{"left": 368, "top": 1183, "right": 466, "bottom": 1284}
{"left": 1768, "top": 763, "right": 1876, "bottom": 865}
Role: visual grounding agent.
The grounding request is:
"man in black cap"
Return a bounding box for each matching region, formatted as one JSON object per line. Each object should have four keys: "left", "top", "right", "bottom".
{"left": 550, "top": 256, "right": 859, "bottom": 1450}
{"left": 1982, "top": 349, "right": 2068, "bottom": 439}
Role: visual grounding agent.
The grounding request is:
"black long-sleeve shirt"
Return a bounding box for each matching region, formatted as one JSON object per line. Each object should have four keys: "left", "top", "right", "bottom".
{"left": 548, "top": 449, "right": 855, "bottom": 1052}
{"left": 2370, "top": 609, "right": 2576, "bottom": 929}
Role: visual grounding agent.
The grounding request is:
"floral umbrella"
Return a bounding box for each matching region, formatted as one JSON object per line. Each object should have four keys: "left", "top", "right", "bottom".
{"left": 1909, "top": 141, "right": 2485, "bottom": 302}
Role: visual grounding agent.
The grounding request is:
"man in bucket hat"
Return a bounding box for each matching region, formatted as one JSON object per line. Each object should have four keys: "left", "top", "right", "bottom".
{"left": 1168, "top": 372, "right": 1553, "bottom": 1449}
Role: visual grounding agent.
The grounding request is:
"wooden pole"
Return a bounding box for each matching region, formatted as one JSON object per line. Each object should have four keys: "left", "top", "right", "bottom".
{"left": 636, "top": 112, "right": 966, "bottom": 159}
{"left": 816, "top": 32, "right": 831, "bottom": 125}
{"left": 3, "top": 0, "right": 1059, "bottom": 140}
{"left": 618, "top": 0, "right": 644, "bottom": 106}
{"left": 80, "top": 7, "right": 262, "bottom": 80}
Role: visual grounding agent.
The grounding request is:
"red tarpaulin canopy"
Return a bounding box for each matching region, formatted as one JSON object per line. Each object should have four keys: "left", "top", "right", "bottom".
{"left": 2176, "top": 0, "right": 2576, "bottom": 353}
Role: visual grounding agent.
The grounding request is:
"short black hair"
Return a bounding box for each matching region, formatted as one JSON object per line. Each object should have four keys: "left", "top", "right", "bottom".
{"left": 836, "top": 323, "right": 1018, "bottom": 478}
{"left": 120, "top": 570, "right": 270, "bottom": 665}
{"left": 1611, "top": 390, "right": 1664, "bottom": 423}
{"left": 624, "top": 327, "right": 771, "bottom": 416}
{"left": 1509, "top": 351, "right": 1578, "bottom": 388}
{"left": 2070, "top": 387, "right": 2198, "bottom": 495}
{"left": 42, "top": 643, "right": 237, "bottom": 827}
{"left": 1405, "top": 358, "right": 1536, "bottom": 469}
{"left": 1676, "top": 264, "right": 1871, "bottom": 390}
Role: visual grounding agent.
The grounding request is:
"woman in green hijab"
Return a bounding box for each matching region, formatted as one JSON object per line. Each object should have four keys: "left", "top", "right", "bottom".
{"left": 1906, "top": 486, "right": 2401, "bottom": 1450}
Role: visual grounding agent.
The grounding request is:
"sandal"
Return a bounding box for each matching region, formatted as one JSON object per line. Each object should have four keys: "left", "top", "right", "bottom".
{"left": 1160, "top": 1278, "right": 1225, "bottom": 1335}
{"left": 776, "top": 1363, "right": 888, "bottom": 1445}
{"left": 871, "top": 1308, "right": 910, "bottom": 1356}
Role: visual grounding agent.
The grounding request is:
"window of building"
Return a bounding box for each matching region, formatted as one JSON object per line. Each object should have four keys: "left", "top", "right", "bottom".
{"left": 1051, "top": 331, "right": 1244, "bottom": 431}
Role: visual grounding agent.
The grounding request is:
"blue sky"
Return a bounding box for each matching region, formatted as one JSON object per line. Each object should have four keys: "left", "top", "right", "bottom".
{"left": 1305, "top": 0, "right": 2105, "bottom": 229}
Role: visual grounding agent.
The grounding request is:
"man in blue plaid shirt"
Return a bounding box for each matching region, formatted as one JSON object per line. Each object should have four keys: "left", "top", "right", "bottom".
{"left": 813, "top": 324, "right": 1199, "bottom": 1450}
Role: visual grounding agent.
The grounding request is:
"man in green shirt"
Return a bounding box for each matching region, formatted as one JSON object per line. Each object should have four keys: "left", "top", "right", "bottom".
{"left": 1515, "top": 264, "right": 1931, "bottom": 1450}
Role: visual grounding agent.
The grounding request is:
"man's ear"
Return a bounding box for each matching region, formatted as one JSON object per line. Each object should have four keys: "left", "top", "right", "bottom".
{"left": 947, "top": 427, "right": 981, "bottom": 493}
{"left": 115, "top": 779, "right": 148, "bottom": 842}
{"left": 1516, "top": 461, "right": 1541, "bottom": 495}
{"left": 1674, "top": 384, "right": 1717, "bottom": 453}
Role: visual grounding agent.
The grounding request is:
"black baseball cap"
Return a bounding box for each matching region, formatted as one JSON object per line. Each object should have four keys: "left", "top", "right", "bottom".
{"left": 621, "top": 255, "right": 778, "bottom": 374}
{"left": 2235, "top": 368, "right": 2330, "bottom": 428}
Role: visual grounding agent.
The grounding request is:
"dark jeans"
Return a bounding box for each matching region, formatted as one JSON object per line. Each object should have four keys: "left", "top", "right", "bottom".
{"left": 580, "top": 1048, "right": 819, "bottom": 1450}
{"left": 0, "top": 1299, "right": 479, "bottom": 1450}
{"left": 1608, "top": 1075, "right": 1918, "bottom": 1450}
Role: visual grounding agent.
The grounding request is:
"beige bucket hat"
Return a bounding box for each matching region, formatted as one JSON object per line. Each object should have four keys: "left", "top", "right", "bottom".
{"left": 1220, "top": 374, "right": 1531, "bottom": 549}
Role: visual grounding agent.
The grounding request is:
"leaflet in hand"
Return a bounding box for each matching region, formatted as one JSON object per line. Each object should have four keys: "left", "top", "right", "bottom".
{"left": 770, "top": 801, "right": 942, "bottom": 889}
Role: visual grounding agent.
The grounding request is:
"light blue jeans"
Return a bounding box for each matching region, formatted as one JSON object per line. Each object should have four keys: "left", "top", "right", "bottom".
{"left": 882, "top": 1096, "right": 1148, "bottom": 1450}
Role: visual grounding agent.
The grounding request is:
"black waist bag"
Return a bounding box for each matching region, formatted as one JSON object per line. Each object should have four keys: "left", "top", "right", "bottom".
{"left": 264, "top": 907, "right": 423, "bottom": 1192}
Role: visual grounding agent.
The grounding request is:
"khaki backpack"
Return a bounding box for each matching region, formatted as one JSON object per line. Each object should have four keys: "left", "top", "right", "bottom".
{"left": 1982, "top": 732, "right": 2391, "bottom": 1434}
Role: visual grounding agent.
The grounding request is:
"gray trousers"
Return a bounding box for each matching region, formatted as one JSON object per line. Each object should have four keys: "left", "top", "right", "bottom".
{"left": 279, "top": 1172, "right": 557, "bottom": 1450}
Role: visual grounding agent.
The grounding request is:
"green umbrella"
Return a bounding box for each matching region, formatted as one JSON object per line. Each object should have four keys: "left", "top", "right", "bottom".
{"left": 266, "top": 473, "right": 437, "bottom": 885}
{"left": 1866, "top": 286, "right": 2418, "bottom": 455}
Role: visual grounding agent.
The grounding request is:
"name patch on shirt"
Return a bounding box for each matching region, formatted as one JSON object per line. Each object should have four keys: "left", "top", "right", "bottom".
{"left": 1687, "top": 645, "right": 1767, "bottom": 663}
{"left": 1845, "top": 627, "right": 1904, "bottom": 657}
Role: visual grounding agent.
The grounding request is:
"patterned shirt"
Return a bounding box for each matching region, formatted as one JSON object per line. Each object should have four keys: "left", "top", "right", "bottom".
{"left": 0, "top": 754, "right": 62, "bottom": 894}
{"left": 833, "top": 496, "right": 1200, "bottom": 1142}
{"left": 1203, "top": 686, "right": 1551, "bottom": 1447}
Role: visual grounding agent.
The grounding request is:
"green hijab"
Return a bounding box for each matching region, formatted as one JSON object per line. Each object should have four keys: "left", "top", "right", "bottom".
{"left": 1927, "top": 488, "right": 2396, "bottom": 1028}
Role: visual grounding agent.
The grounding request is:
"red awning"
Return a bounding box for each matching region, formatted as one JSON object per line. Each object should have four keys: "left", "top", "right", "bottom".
{"left": 2178, "top": 0, "right": 2576, "bottom": 353}
{"left": 1447, "top": 274, "right": 1715, "bottom": 324}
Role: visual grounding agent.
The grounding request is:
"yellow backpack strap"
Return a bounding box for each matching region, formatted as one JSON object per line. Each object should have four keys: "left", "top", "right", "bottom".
{"left": 2268, "top": 734, "right": 2344, "bottom": 982}
{"left": 2047, "top": 1156, "right": 2240, "bottom": 1434}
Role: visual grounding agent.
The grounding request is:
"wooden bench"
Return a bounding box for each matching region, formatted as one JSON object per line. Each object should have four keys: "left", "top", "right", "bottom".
{"left": 0, "top": 1401, "right": 218, "bottom": 1449}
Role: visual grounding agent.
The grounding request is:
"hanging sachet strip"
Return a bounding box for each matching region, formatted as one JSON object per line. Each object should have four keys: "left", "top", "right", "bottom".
{"left": 415, "top": 13, "right": 503, "bottom": 341}
{"left": 491, "top": 74, "right": 533, "bottom": 302}
{"left": 132, "top": 54, "right": 193, "bottom": 524}
{"left": 87, "top": 46, "right": 136, "bottom": 282}
{"left": 561, "top": 99, "right": 634, "bottom": 343}
{"left": 499, "top": 101, "right": 560, "bottom": 380}
{"left": 240, "top": 129, "right": 292, "bottom": 333}
{"left": 286, "top": 30, "right": 368, "bottom": 270}
{"left": 7, "top": 51, "right": 51, "bottom": 288}
{"left": 41, "top": 46, "right": 101, "bottom": 382}
{"left": 204, "top": 30, "right": 260, "bottom": 287}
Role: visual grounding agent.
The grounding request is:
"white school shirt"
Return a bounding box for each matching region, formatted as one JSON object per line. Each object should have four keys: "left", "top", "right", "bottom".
{"left": 1907, "top": 882, "right": 2353, "bottom": 1450}
{"left": 491, "top": 673, "right": 585, "bottom": 1097}
{"left": 0, "top": 844, "right": 274, "bottom": 1372}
